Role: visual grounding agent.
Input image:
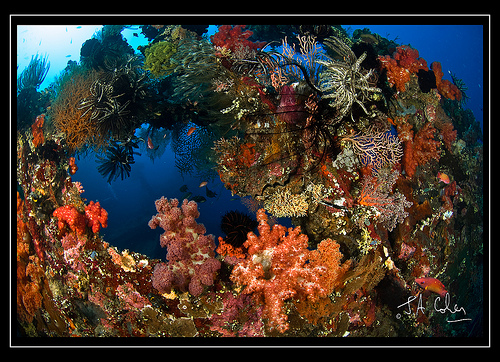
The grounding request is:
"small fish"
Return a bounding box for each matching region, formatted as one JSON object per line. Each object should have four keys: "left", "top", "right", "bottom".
{"left": 179, "top": 184, "right": 189, "bottom": 192}
{"left": 191, "top": 195, "right": 206, "bottom": 203}
{"left": 205, "top": 186, "right": 217, "bottom": 198}
{"left": 147, "top": 136, "right": 154, "bottom": 149}
{"left": 39, "top": 40, "right": 41, "bottom": 46}
{"left": 182, "top": 192, "right": 192, "bottom": 200}
{"left": 70, "top": 38, "right": 72, "bottom": 44}
{"left": 76, "top": 26, "right": 82, "bottom": 29}
{"left": 199, "top": 181, "right": 208, "bottom": 188}
{"left": 66, "top": 55, "right": 72, "bottom": 58}
{"left": 133, "top": 32, "right": 138, "bottom": 37}
{"left": 186, "top": 126, "right": 197, "bottom": 136}
{"left": 415, "top": 277, "right": 448, "bottom": 298}
{"left": 66, "top": 27, "right": 68, "bottom": 32}
{"left": 437, "top": 172, "right": 450, "bottom": 184}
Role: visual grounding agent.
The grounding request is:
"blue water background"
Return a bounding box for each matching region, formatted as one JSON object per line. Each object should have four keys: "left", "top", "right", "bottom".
{"left": 16, "top": 24, "right": 484, "bottom": 259}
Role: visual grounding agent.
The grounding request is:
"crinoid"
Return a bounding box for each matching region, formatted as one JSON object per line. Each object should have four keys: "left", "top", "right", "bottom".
{"left": 317, "top": 37, "right": 381, "bottom": 120}
{"left": 96, "top": 138, "right": 140, "bottom": 183}
{"left": 220, "top": 210, "right": 258, "bottom": 248}
{"left": 77, "top": 79, "right": 117, "bottom": 121}
{"left": 17, "top": 53, "right": 50, "bottom": 91}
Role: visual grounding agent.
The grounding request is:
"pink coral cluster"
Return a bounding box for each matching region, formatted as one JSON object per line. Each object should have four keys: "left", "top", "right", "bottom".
{"left": 209, "top": 291, "right": 264, "bottom": 337}
{"left": 149, "top": 197, "right": 221, "bottom": 297}
{"left": 230, "top": 208, "right": 334, "bottom": 333}
{"left": 61, "top": 232, "right": 87, "bottom": 272}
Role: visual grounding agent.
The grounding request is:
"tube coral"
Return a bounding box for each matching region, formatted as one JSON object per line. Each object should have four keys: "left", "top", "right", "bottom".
{"left": 148, "top": 197, "right": 221, "bottom": 297}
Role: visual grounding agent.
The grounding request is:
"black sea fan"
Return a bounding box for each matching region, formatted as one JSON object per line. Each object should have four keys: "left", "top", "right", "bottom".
{"left": 96, "top": 140, "right": 140, "bottom": 183}
{"left": 220, "top": 210, "right": 258, "bottom": 248}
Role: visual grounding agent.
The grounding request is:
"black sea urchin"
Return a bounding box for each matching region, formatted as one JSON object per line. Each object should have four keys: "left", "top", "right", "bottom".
{"left": 220, "top": 210, "right": 258, "bottom": 248}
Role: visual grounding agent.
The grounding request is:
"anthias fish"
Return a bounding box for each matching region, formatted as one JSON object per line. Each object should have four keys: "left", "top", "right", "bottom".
{"left": 437, "top": 172, "right": 450, "bottom": 184}
{"left": 415, "top": 277, "right": 448, "bottom": 298}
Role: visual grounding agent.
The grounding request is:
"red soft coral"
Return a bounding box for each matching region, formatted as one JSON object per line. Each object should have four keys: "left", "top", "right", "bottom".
{"left": 398, "top": 122, "right": 441, "bottom": 178}
{"left": 84, "top": 201, "right": 108, "bottom": 233}
{"left": 210, "top": 25, "right": 265, "bottom": 53}
{"left": 53, "top": 205, "right": 87, "bottom": 235}
{"left": 379, "top": 45, "right": 428, "bottom": 93}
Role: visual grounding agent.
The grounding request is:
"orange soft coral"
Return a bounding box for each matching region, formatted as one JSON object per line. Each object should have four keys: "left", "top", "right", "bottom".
{"left": 31, "top": 114, "right": 45, "bottom": 147}
{"left": 230, "top": 209, "right": 349, "bottom": 333}
{"left": 378, "top": 45, "right": 428, "bottom": 93}
{"left": 398, "top": 122, "right": 441, "bottom": 178}
{"left": 431, "top": 62, "right": 462, "bottom": 101}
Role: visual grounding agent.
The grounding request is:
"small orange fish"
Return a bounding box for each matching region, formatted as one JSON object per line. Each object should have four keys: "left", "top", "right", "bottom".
{"left": 437, "top": 172, "right": 450, "bottom": 184}
{"left": 147, "top": 136, "right": 154, "bottom": 150}
{"left": 199, "top": 181, "right": 208, "bottom": 188}
{"left": 415, "top": 277, "right": 448, "bottom": 298}
{"left": 187, "top": 127, "right": 197, "bottom": 136}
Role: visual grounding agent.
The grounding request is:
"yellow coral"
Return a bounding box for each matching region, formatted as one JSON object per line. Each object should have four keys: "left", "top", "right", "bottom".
{"left": 263, "top": 186, "right": 309, "bottom": 218}
{"left": 143, "top": 41, "right": 177, "bottom": 78}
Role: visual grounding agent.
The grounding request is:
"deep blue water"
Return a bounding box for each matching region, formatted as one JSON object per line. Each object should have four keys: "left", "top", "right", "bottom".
{"left": 17, "top": 24, "right": 485, "bottom": 260}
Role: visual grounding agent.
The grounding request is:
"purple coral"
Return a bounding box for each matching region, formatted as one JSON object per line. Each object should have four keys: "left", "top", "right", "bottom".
{"left": 341, "top": 128, "right": 403, "bottom": 173}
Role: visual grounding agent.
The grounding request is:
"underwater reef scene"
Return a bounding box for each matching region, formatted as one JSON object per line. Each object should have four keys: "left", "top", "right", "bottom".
{"left": 15, "top": 24, "right": 485, "bottom": 341}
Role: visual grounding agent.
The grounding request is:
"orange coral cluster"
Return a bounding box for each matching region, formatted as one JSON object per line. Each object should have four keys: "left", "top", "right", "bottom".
{"left": 378, "top": 45, "right": 428, "bottom": 92}
{"left": 68, "top": 157, "right": 78, "bottom": 175}
{"left": 53, "top": 205, "right": 87, "bottom": 235}
{"left": 230, "top": 209, "right": 350, "bottom": 333}
{"left": 17, "top": 192, "right": 44, "bottom": 323}
{"left": 50, "top": 69, "right": 103, "bottom": 151}
{"left": 238, "top": 143, "right": 257, "bottom": 167}
{"left": 31, "top": 114, "right": 45, "bottom": 147}
{"left": 398, "top": 122, "right": 442, "bottom": 178}
{"left": 431, "top": 62, "right": 462, "bottom": 101}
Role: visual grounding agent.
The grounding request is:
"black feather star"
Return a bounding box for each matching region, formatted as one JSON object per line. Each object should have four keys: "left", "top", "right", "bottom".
{"left": 96, "top": 139, "right": 140, "bottom": 183}
{"left": 220, "top": 210, "right": 258, "bottom": 248}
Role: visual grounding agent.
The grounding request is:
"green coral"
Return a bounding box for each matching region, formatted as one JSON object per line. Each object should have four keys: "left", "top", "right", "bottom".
{"left": 143, "top": 41, "right": 177, "bottom": 78}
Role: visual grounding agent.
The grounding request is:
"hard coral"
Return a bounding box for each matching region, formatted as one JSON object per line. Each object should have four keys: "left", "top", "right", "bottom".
{"left": 149, "top": 197, "right": 221, "bottom": 297}
{"left": 230, "top": 209, "right": 345, "bottom": 333}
